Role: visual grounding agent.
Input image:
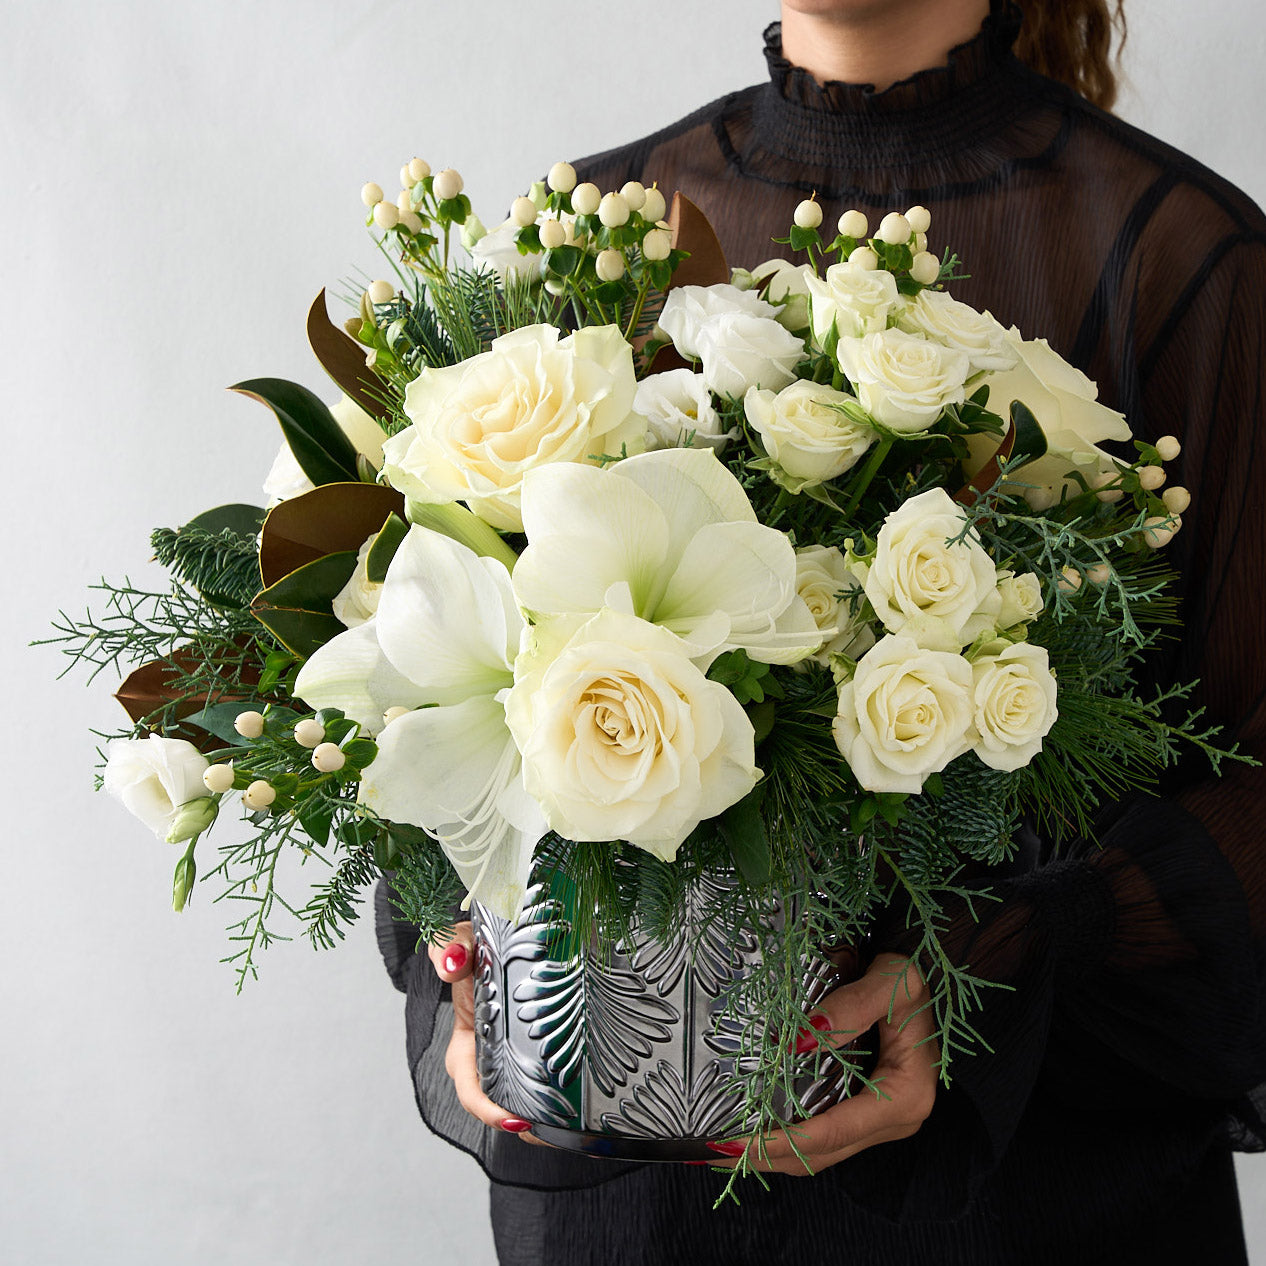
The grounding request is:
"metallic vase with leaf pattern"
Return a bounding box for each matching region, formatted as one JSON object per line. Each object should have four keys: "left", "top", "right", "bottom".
{"left": 471, "top": 870, "right": 853, "bottom": 1162}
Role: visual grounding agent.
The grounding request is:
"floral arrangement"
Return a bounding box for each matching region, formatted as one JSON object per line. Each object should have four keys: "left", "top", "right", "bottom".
{"left": 47, "top": 155, "right": 1235, "bottom": 1165}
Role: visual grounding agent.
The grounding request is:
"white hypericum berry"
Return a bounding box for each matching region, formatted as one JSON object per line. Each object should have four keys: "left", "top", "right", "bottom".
{"left": 432, "top": 168, "right": 463, "bottom": 200}
{"left": 914, "top": 231, "right": 928, "bottom": 253}
{"left": 367, "top": 279, "right": 395, "bottom": 305}
{"left": 1057, "top": 566, "right": 1083, "bottom": 593}
{"left": 1086, "top": 562, "right": 1114, "bottom": 585}
{"left": 399, "top": 166, "right": 413, "bottom": 191}
{"left": 571, "top": 182, "right": 601, "bottom": 216}
{"left": 234, "top": 710, "right": 265, "bottom": 739}
{"left": 400, "top": 211, "right": 424, "bottom": 235}
{"left": 361, "top": 181, "right": 384, "bottom": 208}
{"left": 876, "top": 212, "right": 912, "bottom": 245}
{"left": 203, "top": 763, "right": 235, "bottom": 794}
{"left": 1027, "top": 486, "right": 1058, "bottom": 511}
{"left": 1091, "top": 471, "right": 1124, "bottom": 503}
{"left": 642, "top": 228, "right": 672, "bottom": 261}
{"left": 837, "top": 209, "right": 869, "bottom": 238}
{"left": 293, "top": 718, "right": 326, "bottom": 749}
{"left": 1162, "top": 485, "right": 1191, "bottom": 514}
{"left": 544, "top": 278, "right": 566, "bottom": 296}
{"left": 1143, "top": 514, "right": 1182, "bottom": 549}
{"left": 373, "top": 201, "right": 400, "bottom": 230}
{"left": 242, "top": 780, "right": 277, "bottom": 811}
{"left": 619, "top": 181, "right": 647, "bottom": 211}
{"left": 596, "top": 249, "right": 626, "bottom": 282}
{"left": 793, "top": 198, "right": 823, "bottom": 229}
{"left": 847, "top": 245, "right": 879, "bottom": 270}
{"left": 382, "top": 706, "right": 411, "bottom": 727}
{"left": 905, "top": 205, "right": 932, "bottom": 234}
{"left": 548, "top": 161, "right": 577, "bottom": 193}
{"left": 1137, "top": 464, "right": 1167, "bottom": 491}
{"left": 408, "top": 157, "right": 431, "bottom": 182}
{"left": 909, "top": 252, "right": 941, "bottom": 285}
{"left": 641, "top": 186, "right": 667, "bottom": 224}
{"left": 509, "top": 195, "right": 537, "bottom": 228}
{"left": 539, "top": 218, "right": 567, "bottom": 249}
{"left": 598, "top": 192, "right": 630, "bottom": 228}
{"left": 397, "top": 190, "right": 417, "bottom": 215}
{"left": 311, "top": 742, "right": 346, "bottom": 773}
{"left": 1155, "top": 434, "right": 1182, "bottom": 461}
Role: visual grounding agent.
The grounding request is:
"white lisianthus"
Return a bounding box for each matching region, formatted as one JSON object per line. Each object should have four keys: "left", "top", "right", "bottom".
{"left": 658, "top": 284, "right": 778, "bottom": 359}
{"left": 805, "top": 262, "right": 899, "bottom": 343}
{"left": 263, "top": 396, "right": 387, "bottom": 505}
{"left": 635, "top": 368, "right": 734, "bottom": 452}
{"left": 748, "top": 258, "right": 815, "bottom": 332}
{"left": 103, "top": 735, "right": 211, "bottom": 841}
{"left": 506, "top": 609, "right": 759, "bottom": 859}
{"left": 833, "top": 635, "right": 975, "bottom": 794}
{"left": 695, "top": 312, "right": 804, "bottom": 398}
{"left": 332, "top": 536, "right": 382, "bottom": 629}
{"left": 468, "top": 217, "right": 542, "bottom": 285}
{"left": 996, "top": 570, "right": 1045, "bottom": 628}
{"left": 894, "top": 290, "right": 1018, "bottom": 375}
{"left": 295, "top": 527, "right": 546, "bottom": 919}
{"left": 513, "top": 447, "right": 821, "bottom": 666}
{"left": 970, "top": 642, "right": 1058, "bottom": 771}
{"left": 794, "top": 545, "right": 875, "bottom": 666}
{"left": 836, "top": 328, "right": 971, "bottom": 434}
{"left": 968, "top": 333, "right": 1132, "bottom": 506}
{"left": 858, "top": 488, "right": 1000, "bottom": 648}
{"left": 744, "top": 380, "right": 877, "bottom": 488}
{"left": 383, "top": 324, "right": 644, "bottom": 532}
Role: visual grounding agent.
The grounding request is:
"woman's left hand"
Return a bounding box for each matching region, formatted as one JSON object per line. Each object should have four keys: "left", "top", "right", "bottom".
{"left": 706, "top": 952, "right": 939, "bottom": 1175}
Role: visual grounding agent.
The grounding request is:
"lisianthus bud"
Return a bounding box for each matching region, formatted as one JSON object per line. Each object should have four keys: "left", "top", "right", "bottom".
{"left": 642, "top": 228, "right": 672, "bottom": 261}
{"left": 367, "top": 279, "right": 395, "bottom": 305}
{"left": 905, "top": 205, "right": 932, "bottom": 234}
{"left": 794, "top": 198, "right": 823, "bottom": 229}
{"left": 172, "top": 851, "right": 196, "bottom": 913}
{"left": 598, "top": 192, "right": 630, "bottom": 228}
{"left": 1162, "top": 485, "right": 1191, "bottom": 514}
{"left": 408, "top": 157, "right": 431, "bottom": 182}
{"left": 1144, "top": 514, "right": 1182, "bottom": 548}
{"left": 432, "top": 169, "right": 463, "bottom": 200}
{"left": 596, "top": 249, "right": 625, "bottom": 281}
{"left": 848, "top": 245, "right": 879, "bottom": 270}
{"left": 837, "top": 209, "right": 868, "bottom": 238}
{"left": 383, "top": 706, "right": 411, "bottom": 727}
{"left": 242, "top": 780, "right": 276, "bottom": 811}
{"left": 548, "top": 161, "right": 577, "bottom": 193}
{"left": 641, "top": 186, "right": 667, "bottom": 223}
{"left": 876, "top": 212, "right": 912, "bottom": 245}
{"left": 620, "top": 181, "right": 647, "bottom": 210}
{"left": 1138, "top": 464, "right": 1166, "bottom": 490}
{"left": 511, "top": 195, "right": 538, "bottom": 227}
{"left": 539, "top": 218, "right": 567, "bottom": 249}
{"left": 234, "top": 710, "right": 265, "bottom": 739}
{"left": 373, "top": 201, "right": 400, "bottom": 230}
{"left": 312, "top": 742, "right": 346, "bottom": 773}
{"left": 1155, "top": 434, "right": 1181, "bottom": 461}
{"left": 294, "top": 718, "right": 326, "bottom": 748}
{"left": 165, "top": 796, "right": 217, "bottom": 844}
{"left": 460, "top": 214, "right": 488, "bottom": 249}
{"left": 571, "top": 182, "right": 601, "bottom": 215}
{"left": 203, "top": 763, "right": 235, "bottom": 794}
{"left": 361, "top": 181, "right": 384, "bottom": 208}
{"left": 909, "top": 252, "right": 940, "bottom": 286}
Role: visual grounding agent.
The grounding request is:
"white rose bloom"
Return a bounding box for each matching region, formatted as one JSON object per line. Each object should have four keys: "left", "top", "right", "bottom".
{"left": 833, "top": 634, "right": 975, "bottom": 794}
{"left": 795, "top": 544, "right": 875, "bottom": 665}
{"left": 383, "top": 323, "right": 644, "bottom": 532}
{"left": 103, "top": 735, "right": 211, "bottom": 840}
{"left": 968, "top": 333, "right": 1132, "bottom": 507}
{"left": 836, "top": 328, "right": 970, "bottom": 434}
{"left": 263, "top": 395, "right": 387, "bottom": 506}
{"left": 749, "top": 258, "right": 815, "bottom": 332}
{"left": 658, "top": 284, "right": 777, "bottom": 359}
{"left": 696, "top": 311, "right": 804, "bottom": 399}
{"left": 894, "top": 290, "right": 1018, "bottom": 375}
{"left": 744, "top": 380, "right": 877, "bottom": 487}
{"left": 635, "top": 368, "right": 734, "bottom": 452}
{"left": 469, "top": 217, "right": 542, "bottom": 285}
{"left": 996, "top": 570, "right": 1045, "bottom": 628}
{"left": 806, "top": 262, "right": 899, "bottom": 343}
{"left": 859, "top": 487, "right": 1000, "bottom": 647}
{"left": 332, "top": 537, "right": 382, "bottom": 629}
{"left": 971, "top": 642, "right": 1058, "bottom": 771}
{"left": 506, "top": 609, "right": 759, "bottom": 859}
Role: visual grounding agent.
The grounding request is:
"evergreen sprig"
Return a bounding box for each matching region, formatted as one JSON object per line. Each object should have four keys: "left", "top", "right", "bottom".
{"left": 150, "top": 524, "right": 261, "bottom": 607}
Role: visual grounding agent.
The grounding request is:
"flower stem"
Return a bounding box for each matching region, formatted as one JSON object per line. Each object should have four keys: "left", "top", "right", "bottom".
{"left": 405, "top": 500, "right": 519, "bottom": 572}
{"left": 839, "top": 437, "right": 893, "bottom": 521}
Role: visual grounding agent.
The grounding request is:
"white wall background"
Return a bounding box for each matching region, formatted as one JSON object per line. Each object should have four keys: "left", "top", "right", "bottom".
{"left": 2, "top": 2, "right": 1263, "bottom": 1262}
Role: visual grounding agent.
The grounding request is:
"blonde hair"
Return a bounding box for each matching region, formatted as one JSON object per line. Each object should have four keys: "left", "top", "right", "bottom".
{"left": 1012, "top": 0, "right": 1128, "bottom": 111}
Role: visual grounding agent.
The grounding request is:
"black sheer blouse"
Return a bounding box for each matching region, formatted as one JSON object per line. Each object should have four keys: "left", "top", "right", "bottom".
{"left": 377, "top": 9, "right": 1266, "bottom": 1263}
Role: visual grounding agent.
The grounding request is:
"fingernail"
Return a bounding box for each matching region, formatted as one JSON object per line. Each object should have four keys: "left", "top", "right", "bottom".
{"left": 500, "top": 1117, "right": 533, "bottom": 1134}
{"left": 684, "top": 1160, "right": 711, "bottom": 1166}
{"left": 706, "top": 1140, "right": 746, "bottom": 1157}
{"left": 793, "top": 1012, "right": 832, "bottom": 1055}
{"left": 443, "top": 942, "right": 468, "bottom": 974}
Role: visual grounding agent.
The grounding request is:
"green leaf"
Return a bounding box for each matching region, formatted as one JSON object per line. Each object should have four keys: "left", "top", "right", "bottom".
{"left": 182, "top": 700, "right": 260, "bottom": 745}
{"left": 185, "top": 503, "right": 267, "bottom": 539}
{"left": 718, "top": 788, "right": 771, "bottom": 886}
{"left": 365, "top": 513, "right": 409, "bottom": 584}
{"left": 1008, "top": 399, "right": 1049, "bottom": 467}
{"left": 231, "top": 378, "right": 360, "bottom": 487}
{"left": 298, "top": 800, "right": 335, "bottom": 848}
{"left": 543, "top": 245, "right": 583, "bottom": 277}
{"left": 251, "top": 551, "right": 358, "bottom": 657}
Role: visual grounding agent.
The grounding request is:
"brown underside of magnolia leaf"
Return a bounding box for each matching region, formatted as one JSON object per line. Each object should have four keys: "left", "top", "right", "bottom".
{"left": 306, "top": 289, "right": 393, "bottom": 420}
{"left": 955, "top": 425, "right": 1016, "bottom": 507}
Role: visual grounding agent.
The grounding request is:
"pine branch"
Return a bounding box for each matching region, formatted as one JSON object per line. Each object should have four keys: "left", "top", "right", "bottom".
{"left": 151, "top": 524, "right": 261, "bottom": 607}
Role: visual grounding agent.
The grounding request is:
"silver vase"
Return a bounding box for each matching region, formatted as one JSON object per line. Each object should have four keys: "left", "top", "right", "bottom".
{"left": 471, "top": 871, "right": 853, "bottom": 1162}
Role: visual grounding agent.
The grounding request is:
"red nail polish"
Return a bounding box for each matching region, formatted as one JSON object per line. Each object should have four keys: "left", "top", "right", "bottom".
{"left": 500, "top": 1117, "right": 533, "bottom": 1133}
{"left": 684, "top": 1160, "right": 712, "bottom": 1166}
{"left": 793, "top": 1012, "right": 832, "bottom": 1055}
{"left": 443, "top": 942, "right": 468, "bottom": 974}
{"left": 706, "top": 1140, "right": 746, "bottom": 1157}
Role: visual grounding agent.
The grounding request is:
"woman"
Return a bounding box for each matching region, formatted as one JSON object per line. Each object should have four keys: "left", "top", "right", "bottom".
{"left": 378, "top": 2, "right": 1266, "bottom": 1260}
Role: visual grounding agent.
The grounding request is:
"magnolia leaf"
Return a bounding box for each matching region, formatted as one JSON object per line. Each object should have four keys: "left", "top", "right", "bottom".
{"left": 231, "top": 377, "right": 360, "bottom": 487}
{"left": 1007, "top": 399, "right": 1049, "bottom": 467}
{"left": 366, "top": 513, "right": 410, "bottom": 584}
{"left": 306, "top": 289, "right": 392, "bottom": 421}
{"left": 252, "top": 551, "right": 358, "bottom": 658}
{"left": 666, "top": 193, "right": 728, "bottom": 290}
{"left": 718, "top": 787, "right": 772, "bottom": 887}
{"left": 185, "top": 503, "right": 266, "bottom": 539}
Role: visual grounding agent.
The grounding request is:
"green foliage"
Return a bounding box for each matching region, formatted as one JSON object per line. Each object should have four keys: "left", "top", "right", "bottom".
{"left": 231, "top": 378, "right": 361, "bottom": 486}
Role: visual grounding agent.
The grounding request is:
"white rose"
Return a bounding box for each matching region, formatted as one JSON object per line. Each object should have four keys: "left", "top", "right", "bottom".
{"left": 970, "top": 642, "right": 1058, "bottom": 771}
{"left": 468, "top": 217, "right": 542, "bottom": 285}
{"left": 635, "top": 368, "right": 734, "bottom": 452}
{"left": 332, "top": 536, "right": 382, "bottom": 629}
{"left": 696, "top": 312, "right": 804, "bottom": 399}
{"left": 795, "top": 544, "right": 875, "bottom": 665}
{"left": 263, "top": 395, "right": 387, "bottom": 505}
{"left": 103, "top": 735, "right": 211, "bottom": 840}
{"left": 383, "top": 323, "right": 644, "bottom": 532}
{"left": 836, "top": 328, "right": 970, "bottom": 434}
{"left": 894, "top": 290, "right": 1018, "bottom": 375}
{"left": 833, "top": 634, "right": 974, "bottom": 794}
{"left": 506, "top": 609, "right": 759, "bottom": 859}
{"left": 996, "top": 571, "right": 1044, "bottom": 628}
{"left": 744, "top": 380, "right": 877, "bottom": 487}
{"left": 806, "top": 262, "right": 899, "bottom": 343}
{"left": 749, "top": 258, "right": 815, "bottom": 332}
{"left": 658, "top": 284, "right": 777, "bottom": 359}
{"left": 859, "top": 488, "right": 1000, "bottom": 647}
{"left": 969, "top": 334, "right": 1132, "bottom": 506}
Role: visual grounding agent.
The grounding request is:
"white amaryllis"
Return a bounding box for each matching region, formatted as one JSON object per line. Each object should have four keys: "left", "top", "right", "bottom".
{"left": 294, "top": 527, "right": 546, "bottom": 918}
{"left": 635, "top": 368, "right": 734, "bottom": 452}
{"left": 970, "top": 642, "right": 1058, "bottom": 771}
{"left": 506, "top": 609, "right": 759, "bottom": 859}
{"left": 263, "top": 396, "right": 388, "bottom": 505}
{"left": 857, "top": 488, "right": 1000, "bottom": 650}
{"left": 695, "top": 311, "right": 804, "bottom": 398}
{"left": 103, "top": 735, "right": 210, "bottom": 841}
{"left": 512, "top": 447, "right": 821, "bottom": 666}
{"left": 894, "top": 290, "right": 1018, "bottom": 375}
{"left": 795, "top": 544, "right": 875, "bottom": 666}
{"left": 806, "top": 262, "right": 898, "bottom": 343}
{"left": 658, "top": 284, "right": 778, "bottom": 359}
{"left": 382, "top": 324, "right": 644, "bottom": 532}
{"left": 332, "top": 537, "right": 382, "bottom": 629}
{"left": 833, "top": 634, "right": 975, "bottom": 794}
{"left": 744, "top": 380, "right": 877, "bottom": 488}
{"left": 836, "top": 327, "right": 970, "bottom": 434}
